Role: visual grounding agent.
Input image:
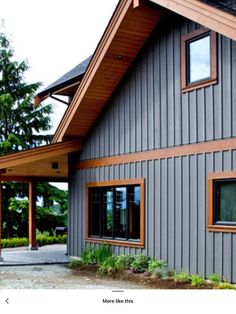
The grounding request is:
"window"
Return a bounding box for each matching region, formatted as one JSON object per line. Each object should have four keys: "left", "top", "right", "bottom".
{"left": 86, "top": 179, "right": 145, "bottom": 247}
{"left": 214, "top": 180, "right": 236, "bottom": 225}
{"left": 208, "top": 173, "right": 236, "bottom": 233}
{"left": 181, "top": 28, "right": 217, "bottom": 92}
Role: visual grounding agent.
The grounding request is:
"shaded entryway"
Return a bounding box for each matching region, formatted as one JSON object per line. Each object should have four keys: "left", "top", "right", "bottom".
{"left": 0, "top": 244, "right": 70, "bottom": 266}
{"left": 0, "top": 139, "right": 82, "bottom": 261}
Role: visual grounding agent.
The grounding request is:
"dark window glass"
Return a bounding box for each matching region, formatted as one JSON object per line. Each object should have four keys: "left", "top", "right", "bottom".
{"left": 128, "top": 186, "right": 140, "bottom": 240}
{"left": 88, "top": 184, "right": 141, "bottom": 241}
{"left": 187, "top": 34, "right": 210, "bottom": 84}
{"left": 89, "top": 188, "right": 101, "bottom": 236}
{"left": 214, "top": 180, "right": 236, "bottom": 224}
{"left": 115, "top": 187, "right": 127, "bottom": 238}
{"left": 102, "top": 188, "right": 113, "bottom": 237}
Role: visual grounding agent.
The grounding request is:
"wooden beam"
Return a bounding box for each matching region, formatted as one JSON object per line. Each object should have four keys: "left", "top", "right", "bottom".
{"left": 0, "top": 139, "right": 82, "bottom": 170}
{"left": 0, "top": 183, "right": 3, "bottom": 261}
{"left": 28, "top": 181, "right": 37, "bottom": 250}
{"left": 149, "top": 0, "right": 236, "bottom": 41}
{"left": 133, "top": 0, "right": 140, "bottom": 8}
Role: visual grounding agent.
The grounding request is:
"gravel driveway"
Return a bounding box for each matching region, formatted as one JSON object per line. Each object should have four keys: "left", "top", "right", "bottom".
{"left": 0, "top": 264, "right": 147, "bottom": 289}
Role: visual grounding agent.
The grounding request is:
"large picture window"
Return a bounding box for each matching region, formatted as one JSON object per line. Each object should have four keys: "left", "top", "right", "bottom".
{"left": 208, "top": 173, "right": 236, "bottom": 233}
{"left": 86, "top": 179, "right": 145, "bottom": 247}
{"left": 181, "top": 28, "right": 217, "bottom": 92}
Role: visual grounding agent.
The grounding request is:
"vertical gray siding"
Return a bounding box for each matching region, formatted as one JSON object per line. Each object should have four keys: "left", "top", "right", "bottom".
{"left": 81, "top": 16, "right": 236, "bottom": 161}
{"left": 68, "top": 15, "right": 236, "bottom": 282}
{"left": 69, "top": 150, "right": 236, "bottom": 282}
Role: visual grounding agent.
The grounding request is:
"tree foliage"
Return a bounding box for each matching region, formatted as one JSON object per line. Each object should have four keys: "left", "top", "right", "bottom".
{"left": 0, "top": 31, "right": 67, "bottom": 238}
{"left": 0, "top": 32, "right": 53, "bottom": 154}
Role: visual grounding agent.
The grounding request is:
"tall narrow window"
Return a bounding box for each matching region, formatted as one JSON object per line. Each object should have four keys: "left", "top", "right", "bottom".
{"left": 86, "top": 179, "right": 144, "bottom": 247}
{"left": 181, "top": 28, "right": 217, "bottom": 92}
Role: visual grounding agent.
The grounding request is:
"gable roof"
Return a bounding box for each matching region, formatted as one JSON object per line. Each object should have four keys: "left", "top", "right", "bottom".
{"left": 50, "top": 0, "right": 236, "bottom": 143}
{"left": 34, "top": 56, "right": 91, "bottom": 106}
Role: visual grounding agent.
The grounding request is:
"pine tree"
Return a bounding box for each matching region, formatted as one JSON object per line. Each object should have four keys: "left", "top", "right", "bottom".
{"left": 0, "top": 32, "right": 53, "bottom": 154}
{"left": 0, "top": 32, "right": 67, "bottom": 238}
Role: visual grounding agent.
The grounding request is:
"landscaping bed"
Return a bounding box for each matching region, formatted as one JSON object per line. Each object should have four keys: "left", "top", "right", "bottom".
{"left": 68, "top": 244, "right": 236, "bottom": 290}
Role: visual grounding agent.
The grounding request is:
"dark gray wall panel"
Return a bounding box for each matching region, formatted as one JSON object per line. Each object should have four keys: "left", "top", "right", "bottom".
{"left": 69, "top": 149, "right": 236, "bottom": 281}
{"left": 68, "top": 15, "right": 236, "bottom": 282}
{"left": 80, "top": 17, "right": 236, "bottom": 161}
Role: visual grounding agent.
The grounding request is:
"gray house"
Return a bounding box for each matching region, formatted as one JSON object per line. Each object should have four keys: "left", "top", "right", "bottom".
{"left": 1, "top": 0, "right": 236, "bottom": 282}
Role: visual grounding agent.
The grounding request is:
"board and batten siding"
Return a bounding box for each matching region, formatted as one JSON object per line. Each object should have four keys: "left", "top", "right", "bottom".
{"left": 69, "top": 150, "right": 236, "bottom": 282}
{"left": 68, "top": 15, "right": 236, "bottom": 282}
{"left": 80, "top": 16, "right": 236, "bottom": 160}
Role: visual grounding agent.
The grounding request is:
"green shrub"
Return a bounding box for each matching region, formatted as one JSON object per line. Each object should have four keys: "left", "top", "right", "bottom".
{"left": 1, "top": 237, "right": 28, "bottom": 248}
{"left": 115, "top": 254, "right": 135, "bottom": 270}
{"left": 81, "top": 246, "right": 97, "bottom": 265}
{"left": 1, "top": 235, "right": 66, "bottom": 249}
{"left": 97, "top": 255, "right": 120, "bottom": 276}
{"left": 68, "top": 259, "right": 83, "bottom": 269}
{"left": 208, "top": 273, "right": 220, "bottom": 284}
{"left": 191, "top": 274, "right": 206, "bottom": 287}
{"left": 173, "top": 271, "right": 191, "bottom": 283}
{"left": 95, "top": 244, "right": 112, "bottom": 264}
{"left": 217, "top": 282, "right": 236, "bottom": 290}
{"left": 130, "top": 254, "right": 150, "bottom": 273}
{"left": 148, "top": 259, "right": 167, "bottom": 273}
{"left": 36, "top": 234, "right": 67, "bottom": 246}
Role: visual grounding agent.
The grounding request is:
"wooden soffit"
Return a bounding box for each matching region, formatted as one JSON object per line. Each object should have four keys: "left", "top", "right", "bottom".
{"left": 0, "top": 139, "right": 82, "bottom": 181}
{"left": 52, "top": 0, "right": 163, "bottom": 142}
{"left": 149, "top": 0, "right": 236, "bottom": 41}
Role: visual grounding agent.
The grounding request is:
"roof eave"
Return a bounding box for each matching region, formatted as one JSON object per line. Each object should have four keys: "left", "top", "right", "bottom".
{"left": 149, "top": 0, "right": 236, "bottom": 41}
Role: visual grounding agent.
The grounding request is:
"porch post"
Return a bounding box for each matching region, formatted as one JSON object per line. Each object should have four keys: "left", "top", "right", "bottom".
{"left": 0, "top": 182, "right": 3, "bottom": 261}
{"left": 28, "top": 181, "right": 37, "bottom": 250}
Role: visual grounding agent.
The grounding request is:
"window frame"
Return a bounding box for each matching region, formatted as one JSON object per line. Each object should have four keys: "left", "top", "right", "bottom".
{"left": 208, "top": 172, "right": 236, "bottom": 233}
{"left": 85, "top": 178, "right": 145, "bottom": 248}
{"left": 181, "top": 28, "right": 217, "bottom": 92}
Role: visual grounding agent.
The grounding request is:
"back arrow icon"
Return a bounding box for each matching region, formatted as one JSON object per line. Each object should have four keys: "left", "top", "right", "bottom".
{"left": 5, "top": 298, "right": 9, "bottom": 304}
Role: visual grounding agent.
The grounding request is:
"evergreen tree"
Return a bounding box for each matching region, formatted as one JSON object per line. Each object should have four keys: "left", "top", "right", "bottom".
{"left": 0, "top": 31, "right": 67, "bottom": 238}
{"left": 0, "top": 32, "right": 53, "bottom": 154}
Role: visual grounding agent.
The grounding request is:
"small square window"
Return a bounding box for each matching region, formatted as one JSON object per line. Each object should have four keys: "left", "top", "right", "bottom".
{"left": 208, "top": 174, "right": 236, "bottom": 233}
{"left": 181, "top": 28, "right": 217, "bottom": 92}
{"left": 214, "top": 180, "right": 236, "bottom": 225}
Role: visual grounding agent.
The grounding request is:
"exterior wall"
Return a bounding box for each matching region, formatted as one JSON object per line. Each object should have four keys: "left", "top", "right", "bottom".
{"left": 68, "top": 15, "right": 236, "bottom": 282}
{"left": 69, "top": 149, "right": 236, "bottom": 282}
{"left": 81, "top": 16, "right": 236, "bottom": 160}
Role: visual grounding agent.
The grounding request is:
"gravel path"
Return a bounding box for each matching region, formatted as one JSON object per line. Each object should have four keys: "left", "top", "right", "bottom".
{"left": 0, "top": 264, "right": 146, "bottom": 289}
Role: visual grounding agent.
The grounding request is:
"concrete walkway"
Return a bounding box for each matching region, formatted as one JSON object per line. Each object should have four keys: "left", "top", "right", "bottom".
{"left": 0, "top": 244, "right": 70, "bottom": 266}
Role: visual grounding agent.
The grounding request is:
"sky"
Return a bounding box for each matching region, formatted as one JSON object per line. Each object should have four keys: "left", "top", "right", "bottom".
{"left": 1, "top": 0, "right": 118, "bottom": 128}
{"left": 1, "top": 0, "right": 118, "bottom": 189}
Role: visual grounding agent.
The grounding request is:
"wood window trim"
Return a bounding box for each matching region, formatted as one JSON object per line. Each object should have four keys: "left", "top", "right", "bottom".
{"left": 208, "top": 172, "right": 236, "bottom": 233}
{"left": 85, "top": 178, "right": 145, "bottom": 248}
{"left": 181, "top": 28, "right": 217, "bottom": 92}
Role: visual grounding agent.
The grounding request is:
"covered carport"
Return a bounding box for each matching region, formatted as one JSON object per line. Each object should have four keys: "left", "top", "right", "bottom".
{"left": 0, "top": 139, "right": 82, "bottom": 261}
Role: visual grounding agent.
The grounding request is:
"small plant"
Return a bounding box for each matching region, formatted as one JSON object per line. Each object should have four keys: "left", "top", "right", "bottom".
{"left": 81, "top": 246, "right": 97, "bottom": 265}
{"left": 148, "top": 259, "right": 167, "bottom": 273}
{"left": 217, "top": 282, "right": 236, "bottom": 290}
{"left": 147, "top": 259, "right": 168, "bottom": 279}
{"left": 97, "top": 255, "right": 120, "bottom": 276}
{"left": 173, "top": 271, "right": 191, "bottom": 283}
{"left": 95, "top": 243, "right": 112, "bottom": 264}
{"left": 208, "top": 273, "right": 220, "bottom": 284}
{"left": 191, "top": 274, "right": 206, "bottom": 287}
{"left": 68, "top": 259, "right": 83, "bottom": 269}
{"left": 130, "top": 254, "right": 150, "bottom": 273}
{"left": 115, "top": 254, "right": 135, "bottom": 270}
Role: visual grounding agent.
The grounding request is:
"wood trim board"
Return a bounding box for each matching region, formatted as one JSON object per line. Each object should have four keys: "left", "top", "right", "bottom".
{"left": 78, "top": 138, "right": 236, "bottom": 169}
